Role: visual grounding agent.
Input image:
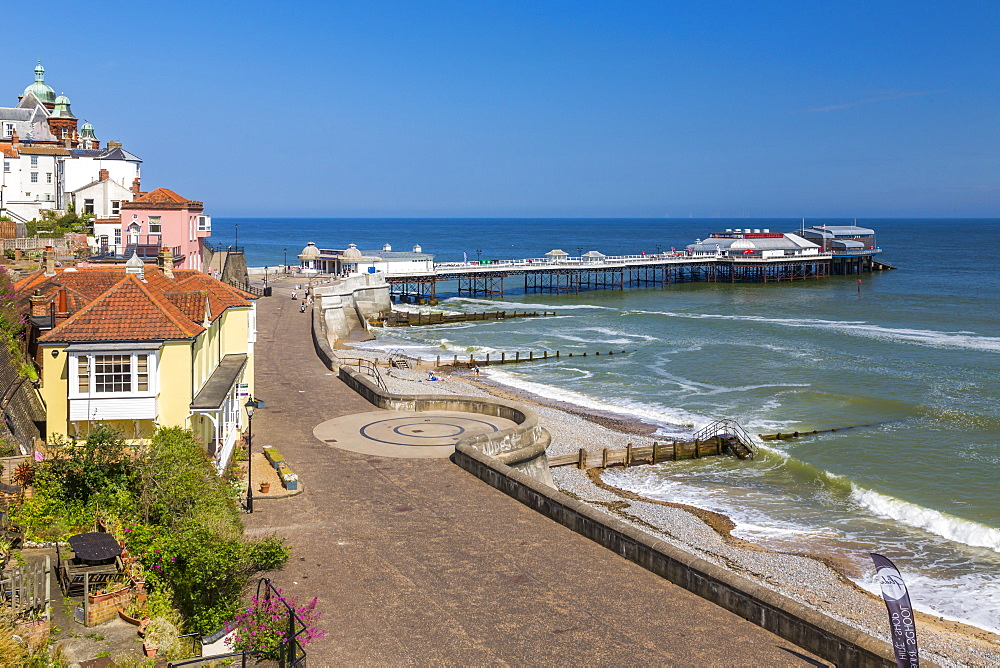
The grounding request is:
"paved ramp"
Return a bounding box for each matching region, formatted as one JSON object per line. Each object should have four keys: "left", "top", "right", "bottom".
{"left": 245, "top": 276, "right": 830, "bottom": 666}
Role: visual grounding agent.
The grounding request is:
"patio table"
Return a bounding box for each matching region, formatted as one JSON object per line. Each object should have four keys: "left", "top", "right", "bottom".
{"left": 68, "top": 532, "right": 122, "bottom": 564}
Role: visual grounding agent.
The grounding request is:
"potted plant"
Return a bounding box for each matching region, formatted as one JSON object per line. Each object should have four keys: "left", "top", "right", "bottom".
{"left": 143, "top": 616, "right": 179, "bottom": 657}
{"left": 259, "top": 481, "right": 270, "bottom": 494}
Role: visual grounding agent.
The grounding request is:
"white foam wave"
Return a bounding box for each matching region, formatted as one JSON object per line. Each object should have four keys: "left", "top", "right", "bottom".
{"left": 482, "top": 367, "right": 704, "bottom": 431}
{"left": 627, "top": 311, "right": 1000, "bottom": 353}
{"left": 851, "top": 484, "right": 1000, "bottom": 552}
{"left": 583, "top": 327, "right": 659, "bottom": 342}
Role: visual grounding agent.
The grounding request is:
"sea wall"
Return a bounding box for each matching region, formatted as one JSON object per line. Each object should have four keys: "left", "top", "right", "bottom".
{"left": 312, "top": 273, "right": 391, "bottom": 346}
{"left": 338, "top": 365, "right": 554, "bottom": 485}
{"left": 454, "top": 443, "right": 904, "bottom": 668}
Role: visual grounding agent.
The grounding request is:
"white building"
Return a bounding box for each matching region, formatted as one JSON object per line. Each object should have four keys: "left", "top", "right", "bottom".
{"left": 686, "top": 229, "right": 822, "bottom": 258}
{"left": 0, "top": 62, "right": 141, "bottom": 224}
{"left": 300, "top": 242, "right": 435, "bottom": 275}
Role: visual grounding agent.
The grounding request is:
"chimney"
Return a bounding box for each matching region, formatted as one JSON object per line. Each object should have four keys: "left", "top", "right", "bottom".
{"left": 29, "top": 290, "right": 48, "bottom": 317}
{"left": 55, "top": 288, "right": 69, "bottom": 321}
{"left": 107, "top": 140, "right": 122, "bottom": 150}
{"left": 131, "top": 177, "right": 141, "bottom": 196}
{"left": 157, "top": 248, "right": 174, "bottom": 279}
{"left": 43, "top": 246, "right": 56, "bottom": 276}
{"left": 98, "top": 168, "right": 109, "bottom": 181}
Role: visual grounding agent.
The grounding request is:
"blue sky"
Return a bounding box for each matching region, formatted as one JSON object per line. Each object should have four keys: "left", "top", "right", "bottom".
{"left": 7, "top": 1, "right": 998, "bottom": 217}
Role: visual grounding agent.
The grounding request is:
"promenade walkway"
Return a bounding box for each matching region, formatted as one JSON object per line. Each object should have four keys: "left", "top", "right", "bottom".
{"left": 244, "top": 278, "right": 829, "bottom": 666}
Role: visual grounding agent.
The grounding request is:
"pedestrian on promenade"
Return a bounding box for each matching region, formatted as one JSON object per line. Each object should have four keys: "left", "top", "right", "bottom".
{"left": 300, "top": 302, "right": 307, "bottom": 313}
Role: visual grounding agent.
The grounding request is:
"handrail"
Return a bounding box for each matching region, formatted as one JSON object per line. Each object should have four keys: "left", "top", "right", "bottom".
{"left": 338, "top": 357, "right": 387, "bottom": 392}
{"left": 694, "top": 419, "right": 757, "bottom": 460}
{"left": 227, "top": 280, "right": 266, "bottom": 297}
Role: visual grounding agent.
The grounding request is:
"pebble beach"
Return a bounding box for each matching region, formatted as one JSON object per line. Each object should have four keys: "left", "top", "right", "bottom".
{"left": 343, "top": 345, "right": 1000, "bottom": 667}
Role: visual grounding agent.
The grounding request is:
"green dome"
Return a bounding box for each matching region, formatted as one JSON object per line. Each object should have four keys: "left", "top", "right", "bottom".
{"left": 50, "top": 93, "right": 75, "bottom": 119}
{"left": 23, "top": 61, "right": 55, "bottom": 105}
{"left": 80, "top": 121, "right": 96, "bottom": 138}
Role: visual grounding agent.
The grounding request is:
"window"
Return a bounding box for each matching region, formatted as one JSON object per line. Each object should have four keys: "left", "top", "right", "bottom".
{"left": 3, "top": 124, "right": 12, "bottom": 138}
{"left": 111, "top": 201, "right": 121, "bottom": 215}
{"left": 75, "top": 353, "right": 152, "bottom": 394}
{"left": 30, "top": 156, "right": 38, "bottom": 168}
{"left": 84, "top": 199, "right": 94, "bottom": 214}
{"left": 114, "top": 229, "right": 121, "bottom": 244}
{"left": 94, "top": 355, "right": 131, "bottom": 393}
{"left": 2, "top": 161, "right": 9, "bottom": 173}
{"left": 30, "top": 172, "right": 38, "bottom": 183}
{"left": 148, "top": 216, "right": 161, "bottom": 234}
{"left": 197, "top": 215, "right": 211, "bottom": 232}
{"left": 46, "top": 173, "right": 52, "bottom": 184}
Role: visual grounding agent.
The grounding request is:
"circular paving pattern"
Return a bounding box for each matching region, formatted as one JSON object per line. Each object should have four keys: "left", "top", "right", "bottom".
{"left": 313, "top": 410, "right": 518, "bottom": 458}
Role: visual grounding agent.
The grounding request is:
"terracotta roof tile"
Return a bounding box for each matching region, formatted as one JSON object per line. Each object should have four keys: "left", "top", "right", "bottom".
{"left": 16, "top": 266, "right": 253, "bottom": 344}
{"left": 121, "top": 188, "right": 202, "bottom": 210}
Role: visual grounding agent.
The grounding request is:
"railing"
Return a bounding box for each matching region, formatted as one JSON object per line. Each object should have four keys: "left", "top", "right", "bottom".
{"left": 204, "top": 242, "right": 244, "bottom": 254}
{"left": 227, "top": 279, "right": 266, "bottom": 297}
{"left": 694, "top": 419, "right": 757, "bottom": 460}
{"left": 168, "top": 578, "right": 308, "bottom": 667}
{"left": 338, "top": 357, "right": 387, "bottom": 392}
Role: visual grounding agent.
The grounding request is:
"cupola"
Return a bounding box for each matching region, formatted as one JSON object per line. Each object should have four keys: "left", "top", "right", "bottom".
{"left": 50, "top": 93, "right": 76, "bottom": 119}
{"left": 22, "top": 61, "right": 56, "bottom": 106}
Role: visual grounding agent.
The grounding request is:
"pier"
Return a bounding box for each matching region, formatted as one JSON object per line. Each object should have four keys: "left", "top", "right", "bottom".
{"left": 385, "top": 250, "right": 888, "bottom": 302}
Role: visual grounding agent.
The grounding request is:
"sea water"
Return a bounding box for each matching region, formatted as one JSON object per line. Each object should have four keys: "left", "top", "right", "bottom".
{"left": 218, "top": 217, "right": 1000, "bottom": 633}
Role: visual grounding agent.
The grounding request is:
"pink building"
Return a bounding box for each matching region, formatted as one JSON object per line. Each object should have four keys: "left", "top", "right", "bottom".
{"left": 102, "top": 188, "right": 212, "bottom": 270}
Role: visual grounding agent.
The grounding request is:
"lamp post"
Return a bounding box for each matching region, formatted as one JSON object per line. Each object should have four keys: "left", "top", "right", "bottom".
{"left": 235, "top": 224, "right": 239, "bottom": 251}
{"left": 476, "top": 249, "right": 482, "bottom": 264}
{"left": 263, "top": 267, "right": 268, "bottom": 288}
{"left": 283, "top": 249, "right": 288, "bottom": 274}
{"left": 244, "top": 397, "right": 260, "bottom": 513}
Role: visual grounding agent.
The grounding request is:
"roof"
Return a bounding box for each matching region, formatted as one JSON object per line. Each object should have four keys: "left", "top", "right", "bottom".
{"left": 69, "top": 146, "right": 143, "bottom": 162}
{"left": 16, "top": 266, "right": 254, "bottom": 344}
{"left": 357, "top": 250, "right": 433, "bottom": 260}
{"left": 191, "top": 354, "right": 248, "bottom": 410}
{"left": 688, "top": 233, "right": 819, "bottom": 252}
{"left": 16, "top": 146, "right": 71, "bottom": 156}
{"left": 122, "top": 187, "right": 202, "bottom": 211}
{"left": 802, "top": 225, "right": 875, "bottom": 238}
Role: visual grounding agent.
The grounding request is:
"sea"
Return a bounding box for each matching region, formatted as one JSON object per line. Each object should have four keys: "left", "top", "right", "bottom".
{"left": 217, "top": 217, "right": 1000, "bottom": 634}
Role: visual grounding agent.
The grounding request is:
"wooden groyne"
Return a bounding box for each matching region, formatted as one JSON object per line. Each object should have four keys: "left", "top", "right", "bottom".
{"left": 549, "top": 436, "right": 737, "bottom": 469}
{"left": 441, "top": 349, "right": 629, "bottom": 368}
{"left": 378, "top": 309, "right": 554, "bottom": 327}
{"left": 758, "top": 421, "right": 888, "bottom": 441}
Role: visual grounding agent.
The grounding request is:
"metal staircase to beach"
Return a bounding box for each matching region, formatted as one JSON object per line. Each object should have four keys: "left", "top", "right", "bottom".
{"left": 694, "top": 419, "right": 757, "bottom": 460}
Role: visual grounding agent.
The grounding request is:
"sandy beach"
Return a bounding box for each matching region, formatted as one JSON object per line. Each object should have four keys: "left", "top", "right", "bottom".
{"left": 342, "top": 345, "right": 1000, "bottom": 667}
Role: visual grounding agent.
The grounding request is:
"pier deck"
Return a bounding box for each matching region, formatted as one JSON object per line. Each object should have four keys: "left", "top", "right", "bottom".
{"left": 385, "top": 250, "right": 886, "bottom": 300}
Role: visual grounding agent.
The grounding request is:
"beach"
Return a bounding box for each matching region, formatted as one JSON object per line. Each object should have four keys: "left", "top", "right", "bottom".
{"left": 343, "top": 345, "right": 1000, "bottom": 667}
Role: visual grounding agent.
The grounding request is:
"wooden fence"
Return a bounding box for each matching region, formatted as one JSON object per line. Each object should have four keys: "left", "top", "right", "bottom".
{"left": 0, "top": 556, "right": 51, "bottom": 619}
{"left": 0, "top": 455, "right": 32, "bottom": 486}
{"left": 549, "top": 436, "right": 731, "bottom": 469}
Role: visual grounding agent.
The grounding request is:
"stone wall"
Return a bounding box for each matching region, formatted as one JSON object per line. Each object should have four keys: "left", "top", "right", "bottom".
{"left": 338, "top": 365, "right": 554, "bottom": 485}
{"left": 454, "top": 443, "right": 903, "bottom": 668}
{"left": 313, "top": 273, "right": 391, "bottom": 347}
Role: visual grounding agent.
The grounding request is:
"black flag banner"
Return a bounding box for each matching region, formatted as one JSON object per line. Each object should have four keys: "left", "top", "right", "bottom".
{"left": 871, "top": 553, "right": 919, "bottom": 667}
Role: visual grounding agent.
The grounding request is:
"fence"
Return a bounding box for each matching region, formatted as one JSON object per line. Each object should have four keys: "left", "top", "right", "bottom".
{"left": 0, "top": 556, "right": 50, "bottom": 620}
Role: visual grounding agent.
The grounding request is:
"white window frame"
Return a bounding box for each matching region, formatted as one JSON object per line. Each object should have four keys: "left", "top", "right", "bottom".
{"left": 30, "top": 156, "right": 38, "bottom": 168}
{"left": 148, "top": 216, "right": 162, "bottom": 234}
{"left": 30, "top": 172, "right": 38, "bottom": 183}
{"left": 69, "top": 352, "right": 158, "bottom": 399}
{"left": 111, "top": 201, "right": 121, "bottom": 215}
{"left": 197, "top": 215, "right": 211, "bottom": 232}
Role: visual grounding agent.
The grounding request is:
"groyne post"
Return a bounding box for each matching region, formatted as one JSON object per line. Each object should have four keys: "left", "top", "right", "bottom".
{"left": 578, "top": 448, "right": 587, "bottom": 470}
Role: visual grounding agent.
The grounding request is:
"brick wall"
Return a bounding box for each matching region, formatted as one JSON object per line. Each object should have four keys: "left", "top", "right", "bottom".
{"left": 87, "top": 585, "right": 133, "bottom": 626}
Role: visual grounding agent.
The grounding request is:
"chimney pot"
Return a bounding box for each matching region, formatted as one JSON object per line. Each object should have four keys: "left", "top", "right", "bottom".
{"left": 43, "top": 246, "right": 56, "bottom": 276}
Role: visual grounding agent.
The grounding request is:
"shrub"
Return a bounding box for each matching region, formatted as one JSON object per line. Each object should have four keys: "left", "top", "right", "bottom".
{"left": 226, "top": 590, "right": 325, "bottom": 660}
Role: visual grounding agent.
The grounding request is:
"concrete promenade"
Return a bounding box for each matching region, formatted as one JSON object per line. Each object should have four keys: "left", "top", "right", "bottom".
{"left": 244, "top": 278, "right": 829, "bottom": 666}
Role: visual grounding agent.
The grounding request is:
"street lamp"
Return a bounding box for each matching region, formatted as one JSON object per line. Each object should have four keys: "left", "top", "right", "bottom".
{"left": 476, "top": 249, "right": 482, "bottom": 264}
{"left": 244, "top": 397, "right": 264, "bottom": 513}
{"left": 263, "top": 267, "right": 268, "bottom": 288}
{"left": 235, "top": 224, "right": 239, "bottom": 251}
{"left": 283, "top": 249, "right": 288, "bottom": 274}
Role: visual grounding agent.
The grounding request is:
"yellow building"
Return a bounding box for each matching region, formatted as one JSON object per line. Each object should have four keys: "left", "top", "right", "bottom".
{"left": 17, "top": 251, "right": 257, "bottom": 469}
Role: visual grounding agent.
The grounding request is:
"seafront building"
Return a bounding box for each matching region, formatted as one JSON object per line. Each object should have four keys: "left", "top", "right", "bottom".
{"left": 17, "top": 249, "right": 256, "bottom": 469}
{"left": 298, "top": 242, "right": 434, "bottom": 275}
